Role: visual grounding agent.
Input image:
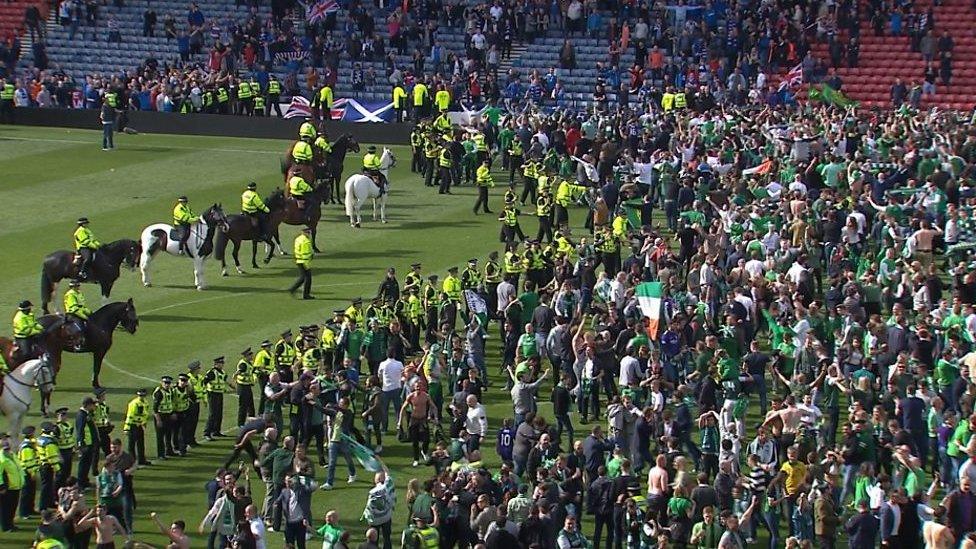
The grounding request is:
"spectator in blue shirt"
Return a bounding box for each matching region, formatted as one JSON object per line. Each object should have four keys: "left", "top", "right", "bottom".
{"left": 187, "top": 3, "right": 204, "bottom": 28}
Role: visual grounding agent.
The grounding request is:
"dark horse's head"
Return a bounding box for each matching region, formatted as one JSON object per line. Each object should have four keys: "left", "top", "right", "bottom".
{"left": 115, "top": 239, "right": 142, "bottom": 270}
{"left": 202, "top": 203, "right": 230, "bottom": 232}
{"left": 336, "top": 134, "right": 359, "bottom": 155}
{"left": 118, "top": 298, "right": 139, "bottom": 334}
{"left": 265, "top": 189, "right": 286, "bottom": 211}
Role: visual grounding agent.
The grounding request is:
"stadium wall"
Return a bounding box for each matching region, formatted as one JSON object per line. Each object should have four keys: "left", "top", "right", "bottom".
{"left": 11, "top": 108, "right": 414, "bottom": 144}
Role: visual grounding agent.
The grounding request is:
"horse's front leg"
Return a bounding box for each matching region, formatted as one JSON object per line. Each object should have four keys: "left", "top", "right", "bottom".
{"left": 372, "top": 198, "right": 378, "bottom": 221}
{"left": 380, "top": 197, "right": 387, "bottom": 224}
{"left": 194, "top": 257, "right": 206, "bottom": 290}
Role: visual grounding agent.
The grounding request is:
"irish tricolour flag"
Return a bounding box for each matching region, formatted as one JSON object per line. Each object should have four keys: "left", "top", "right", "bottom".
{"left": 636, "top": 282, "right": 664, "bottom": 339}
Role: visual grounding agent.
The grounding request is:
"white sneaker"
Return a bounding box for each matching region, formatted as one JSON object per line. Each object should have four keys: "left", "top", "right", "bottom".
{"left": 347, "top": 475, "right": 356, "bottom": 484}
{"left": 374, "top": 445, "right": 383, "bottom": 453}
{"left": 321, "top": 483, "right": 333, "bottom": 490}
{"left": 412, "top": 460, "right": 419, "bottom": 467}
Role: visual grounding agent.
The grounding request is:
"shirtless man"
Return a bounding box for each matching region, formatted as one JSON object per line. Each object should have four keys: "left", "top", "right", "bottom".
{"left": 763, "top": 395, "right": 802, "bottom": 448}
{"left": 78, "top": 505, "right": 126, "bottom": 549}
{"left": 399, "top": 381, "right": 435, "bottom": 466}
{"left": 150, "top": 512, "right": 190, "bottom": 549}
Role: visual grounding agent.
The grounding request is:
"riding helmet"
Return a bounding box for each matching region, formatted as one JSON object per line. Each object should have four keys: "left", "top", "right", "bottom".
{"left": 247, "top": 182, "right": 257, "bottom": 190}
{"left": 18, "top": 300, "right": 32, "bottom": 310}
{"left": 77, "top": 217, "right": 89, "bottom": 225}
{"left": 367, "top": 145, "right": 377, "bottom": 153}
{"left": 68, "top": 279, "right": 82, "bottom": 287}
{"left": 178, "top": 195, "right": 188, "bottom": 202}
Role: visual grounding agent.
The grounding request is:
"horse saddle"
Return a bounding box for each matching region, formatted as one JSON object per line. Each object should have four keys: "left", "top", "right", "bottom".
{"left": 293, "top": 198, "right": 307, "bottom": 210}
{"left": 170, "top": 226, "right": 188, "bottom": 241}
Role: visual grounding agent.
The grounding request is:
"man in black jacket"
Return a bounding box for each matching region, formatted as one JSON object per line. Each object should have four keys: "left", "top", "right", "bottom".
{"left": 587, "top": 466, "right": 614, "bottom": 549}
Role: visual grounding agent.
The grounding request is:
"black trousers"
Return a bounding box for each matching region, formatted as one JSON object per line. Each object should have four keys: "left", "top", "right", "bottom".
{"left": 206, "top": 393, "right": 224, "bottom": 436}
{"left": 237, "top": 385, "right": 255, "bottom": 426}
{"left": 39, "top": 465, "right": 56, "bottom": 510}
{"left": 438, "top": 167, "right": 453, "bottom": 193}
{"left": 77, "top": 444, "right": 94, "bottom": 488}
{"left": 173, "top": 411, "right": 187, "bottom": 452}
{"left": 0, "top": 488, "right": 18, "bottom": 530}
{"left": 127, "top": 424, "right": 147, "bottom": 464}
{"left": 155, "top": 414, "right": 176, "bottom": 458}
{"left": 18, "top": 474, "right": 35, "bottom": 517}
{"left": 223, "top": 439, "right": 259, "bottom": 470}
{"left": 593, "top": 511, "right": 614, "bottom": 549}
{"left": 289, "top": 264, "right": 312, "bottom": 297}
{"left": 184, "top": 402, "right": 200, "bottom": 445}
{"left": 95, "top": 426, "right": 112, "bottom": 474}
{"left": 257, "top": 373, "right": 269, "bottom": 412}
{"left": 57, "top": 449, "right": 74, "bottom": 487}
{"left": 537, "top": 215, "right": 553, "bottom": 242}
{"left": 474, "top": 186, "right": 490, "bottom": 213}
{"left": 520, "top": 176, "right": 537, "bottom": 204}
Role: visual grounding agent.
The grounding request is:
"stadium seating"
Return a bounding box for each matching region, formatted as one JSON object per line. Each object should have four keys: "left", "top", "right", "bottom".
{"left": 1, "top": 0, "right": 46, "bottom": 38}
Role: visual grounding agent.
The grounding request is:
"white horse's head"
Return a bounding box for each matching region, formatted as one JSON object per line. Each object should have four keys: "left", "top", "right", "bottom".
{"left": 379, "top": 148, "right": 397, "bottom": 176}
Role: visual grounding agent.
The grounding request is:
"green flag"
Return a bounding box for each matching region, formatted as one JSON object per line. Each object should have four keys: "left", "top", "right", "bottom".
{"left": 808, "top": 84, "right": 858, "bottom": 108}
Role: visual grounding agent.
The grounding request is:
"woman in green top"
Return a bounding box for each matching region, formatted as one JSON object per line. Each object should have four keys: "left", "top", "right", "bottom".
{"left": 667, "top": 484, "right": 694, "bottom": 544}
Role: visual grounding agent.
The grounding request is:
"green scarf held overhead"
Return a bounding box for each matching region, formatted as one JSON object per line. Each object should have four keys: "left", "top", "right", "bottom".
{"left": 808, "top": 84, "right": 858, "bottom": 108}
{"left": 679, "top": 210, "right": 706, "bottom": 225}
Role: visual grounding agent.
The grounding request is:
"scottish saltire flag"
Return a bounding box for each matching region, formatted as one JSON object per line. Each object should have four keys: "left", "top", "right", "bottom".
{"left": 778, "top": 63, "right": 803, "bottom": 91}
{"left": 282, "top": 95, "right": 311, "bottom": 119}
{"left": 340, "top": 99, "right": 394, "bottom": 122}
{"left": 306, "top": 0, "right": 338, "bottom": 23}
{"left": 636, "top": 282, "right": 664, "bottom": 339}
{"left": 463, "top": 290, "right": 489, "bottom": 328}
{"left": 341, "top": 433, "right": 384, "bottom": 472}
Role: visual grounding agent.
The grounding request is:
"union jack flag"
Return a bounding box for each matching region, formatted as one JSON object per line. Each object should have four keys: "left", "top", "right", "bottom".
{"left": 306, "top": 0, "right": 338, "bottom": 23}
{"left": 778, "top": 63, "right": 803, "bottom": 91}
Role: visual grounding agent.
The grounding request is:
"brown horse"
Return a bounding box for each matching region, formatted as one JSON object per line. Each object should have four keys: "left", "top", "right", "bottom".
{"left": 215, "top": 191, "right": 288, "bottom": 275}
{"left": 281, "top": 135, "right": 360, "bottom": 204}
{"left": 38, "top": 299, "right": 139, "bottom": 388}
{"left": 275, "top": 181, "right": 330, "bottom": 252}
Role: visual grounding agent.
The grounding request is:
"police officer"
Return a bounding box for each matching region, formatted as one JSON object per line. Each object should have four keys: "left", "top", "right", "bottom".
{"left": 474, "top": 158, "right": 494, "bottom": 214}
{"left": 322, "top": 313, "right": 342, "bottom": 370}
{"left": 123, "top": 388, "right": 150, "bottom": 465}
{"left": 0, "top": 432, "right": 24, "bottom": 531}
{"left": 203, "top": 357, "right": 228, "bottom": 440}
{"left": 172, "top": 374, "right": 191, "bottom": 456}
{"left": 253, "top": 341, "right": 274, "bottom": 412}
{"left": 377, "top": 266, "right": 400, "bottom": 305}
{"left": 236, "top": 348, "right": 257, "bottom": 427}
{"left": 75, "top": 397, "right": 98, "bottom": 490}
{"left": 242, "top": 182, "right": 271, "bottom": 242}
{"left": 152, "top": 376, "right": 177, "bottom": 459}
{"left": 92, "top": 387, "right": 112, "bottom": 474}
{"left": 12, "top": 300, "right": 44, "bottom": 359}
{"left": 288, "top": 173, "right": 315, "bottom": 224}
{"left": 293, "top": 126, "right": 315, "bottom": 164}
{"left": 392, "top": 82, "right": 407, "bottom": 123}
{"left": 18, "top": 427, "right": 39, "bottom": 518}
{"left": 53, "top": 407, "right": 75, "bottom": 487}
{"left": 215, "top": 84, "right": 229, "bottom": 114}
{"left": 422, "top": 275, "right": 439, "bottom": 343}
{"left": 442, "top": 267, "right": 462, "bottom": 328}
{"left": 410, "top": 125, "right": 424, "bottom": 173}
{"left": 484, "top": 251, "right": 502, "bottom": 317}
{"left": 536, "top": 187, "right": 554, "bottom": 243}
{"left": 437, "top": 143, "right": 454, "bottom": 195}
{"left": 507, "top": 135, "right": 524, "bottom": 185}
{"left": 185, "top": 361, "right": 205, "bottom": 447}
{"left": 172, "top": 195, "right": 195, "bottom": 255}
{"left": 423, "top": 132, "right": 440, "bottom": 185}
{"left": 236, "top": 76, "right": 253, "bottom": 116}
{"left": 267, "top": 74, "right": 283, "bottom": 117}
{"left": 288, "top": 227, "right": 314, "bottom": 300}
{"left": 63, "top": 281, "right": 90, "bottom": 352}
{"left": 73, "top": 217, "right": 101, "bottom": 280}
{"left": 0, "top": 76, "right": 15, "bottom": 124}
{"left": 344, "top": 297, "right": 365, "bottom": 328}
{"left": 36, "top": 422, "right": 59, "bottom": 510}
{"left": 461, "top": 259, "right": 483, "bottom": 292}
{"left": 273, "top": 330, "right": 298, "bottom": 379}
{"left": 363, "top": 145, "right": 387, "bottom": 194}
{"left": 498, "top": 197, "right": 524, "bottom": 250}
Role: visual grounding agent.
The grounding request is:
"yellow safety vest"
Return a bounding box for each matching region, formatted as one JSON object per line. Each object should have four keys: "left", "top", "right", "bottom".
{"left": 412, "top": 83, "right": 428, "bottom": 106}
{"left": 254, "top": 349, "right": 275, "bottom": 374}
{"left": 294, "top": 233, "right": 313, "bottom": 265}
{"left": 318, "top": 86, "right": 334, "bottom": 109}
{"left": 18, "top": 441, "right": 39, "bottom": 475}
{"left": 235, "top": 360, "right": 256, "bottom": 385}
{"left": 206, "top": 368, "right": 227, "bottom": 393}
{"left": 124, "top": 396, "right": 150, "bottom": 428}
{"left": 674, "top": 92, "right": 687, "bottom": 108}
{"left": 442, "top": 275, "right": 462, "bottom": 302}
{"left": 55, "top": 420, "right": 76, "bottom": 450}
{"left": 484, "top": 260, "right": 502, "bottom": 283}
{"left": 93, "top": 401, "right": 111, "bottom": 427}
{"left": 0, "top": 451, "right": 25, "bottom": 490}
{"left": 321, "top": 326, "right": 338, "bottom": 351}
{"left": 438, "top": 149, "right": 452, "bottom": 168}
{"left": 505, "top": 252, "right": 523, "bottom": 274}
{"left": 661, "top": 93, "right": 675, "bottom": 111}
{"left": 417, "top": 527, "right": 439, "bottom": 549}
{"left": 38, "top": 436, "right": 60, "bottom": 471}
{"left": 476, "top": 165, "right": 493, "bottom": 187}
{"left": 188, "top": 372, "right": 208, "bottom": 404}
{"left": 392, "top": 86, "right": 407, "bottom": 108}
{"left": 502, "top": 208, "right": 518, "bottom": 227}
{"left": 274, "top": 340, "right": 297, "bottom": 369}
{"left": 153, "top": 386, "right": 174, "bottom": 414}
{"left": 172, "top": 386, "right": 190, "bottom": 412}
{"left": 242, "top": 190, "right": 269, "bottom": 214}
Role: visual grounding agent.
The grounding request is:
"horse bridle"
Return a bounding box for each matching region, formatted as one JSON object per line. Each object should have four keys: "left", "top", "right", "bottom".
{"left": 4, "top": 364, "right": 54, "bottom": 408}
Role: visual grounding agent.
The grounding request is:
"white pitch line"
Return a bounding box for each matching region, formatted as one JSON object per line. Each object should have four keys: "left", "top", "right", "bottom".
{"left": 0, "top": 135, "right": 282, "bottom": 155}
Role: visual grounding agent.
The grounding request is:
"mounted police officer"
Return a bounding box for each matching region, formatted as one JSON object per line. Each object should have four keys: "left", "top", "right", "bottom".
{"left": 63, "top": 280, "right": 91, "bottom": 351}
{"left": 241, "top": 182, "right": 271, "bottom": 242}
{"left": 288, "top": 172, "right": 315, "bottom": 225}
{"left": 172, "top": 195, "right": 196, "bottom": 256}
{"left": 363, "top": 145, "right": 388, "bottom": 195}
{"left": 293, "top": 124, "right": 316, "bottom": 165}
{"left": 73, "top": 217, "right": 101, "bottom": 280}
{"left": 12, "top": 300, "right": 44, "bottom": 360}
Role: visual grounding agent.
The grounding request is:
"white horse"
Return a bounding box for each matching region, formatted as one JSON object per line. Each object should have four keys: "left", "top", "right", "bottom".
{"left": 2, "top": 357, "right": 55, "bottom": 446}
{"left": 344, "top": 148, "right": 396, "bottom": 227}
{"left": 138, "top": 204, "right": 229, "bottom": 290}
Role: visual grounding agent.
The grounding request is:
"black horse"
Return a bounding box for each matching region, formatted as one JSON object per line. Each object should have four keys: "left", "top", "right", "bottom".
{"left": 324, "top": 134, "right": 360, "bottom": 204}
{"left": 39, "top": 299, "right": 139, "bottom": 388}
{"left": 215, "top": 191, "right": 287, "bottom": 276}
{"left": 40, "top": 239, "right": 141, "bottom": 314}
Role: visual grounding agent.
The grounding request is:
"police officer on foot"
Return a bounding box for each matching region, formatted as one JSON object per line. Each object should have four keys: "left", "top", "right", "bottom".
{"left": 267, "top": 74, "right": 283, "bottom": 117}
{"left": 152, "top": 376, "right": 177, "bottom": 459}
{"left": 184, "top": 361, "right": 205, "bottom": 447}
{"left": 76, "top": 396, "right": 98, "bottom": 490}
{"left": 36, "top": 423, "right": 59, "bottom": 510}
{"left": 203, "top": 357, "right": 228, "bottom": 439}
{"left": 17, "top": 426, "right": 39, "bottom": 519}
{"left": 172, "top": 373, "right": 192, "bottom": 456}
{"left": 236, "top": 348, "right": 257, "bottom": 427}
{"left": 53, "top": 408, "right": 75, "bottom": 487}
{"left": 123, "top": 388, "right": 150, "bottom": 466}
{"left": 289, "top": 227, "right": 314, "bottom": 300}
{"left": 92, "top": 387, "right": 113, "bottom": 474}
{"left": 0, "top": 432, "right": 24, "bottom": 531}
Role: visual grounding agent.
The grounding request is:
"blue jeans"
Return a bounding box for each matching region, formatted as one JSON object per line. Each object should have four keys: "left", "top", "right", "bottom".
{"left": 379, "top": 389, "right": 402, "bottom": 431}
{"left": 839, "top": 464, "right": 856, "bottom": 506}
{"left": 751, "top": 373, "right": 768, "bottom": 416}
{"left": 325, "top": 440, "right": 356, "bottom": 485}
{"left": 102, "top": 122, "right": 114, "bottom": 148}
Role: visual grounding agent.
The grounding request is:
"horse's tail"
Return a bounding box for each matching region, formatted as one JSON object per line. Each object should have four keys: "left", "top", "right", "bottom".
{"left": 280, "top": 155, "right": 288, "bottom": 175}
{"left": 40, "top": 265, "right": 55, "bottom": 312}
{"left": 214, "top": 228, "right": 228, "bottom": 261}
{"left": 344, "top": 176, "right": 356, "bottom": 217}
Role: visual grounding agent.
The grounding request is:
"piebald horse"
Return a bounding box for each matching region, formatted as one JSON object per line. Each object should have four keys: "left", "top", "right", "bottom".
{"left": 139, "top": 204, "right": 229, "bottom": 290}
